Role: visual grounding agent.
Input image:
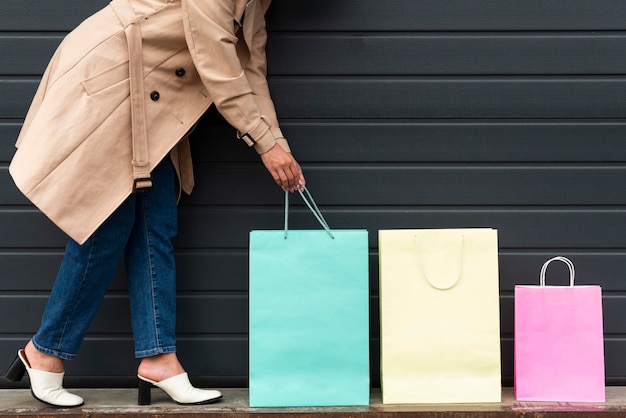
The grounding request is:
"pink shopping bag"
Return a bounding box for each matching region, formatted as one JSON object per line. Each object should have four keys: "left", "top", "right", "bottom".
{"left": 514, "top": 256, "right": 605, "bottom": 402}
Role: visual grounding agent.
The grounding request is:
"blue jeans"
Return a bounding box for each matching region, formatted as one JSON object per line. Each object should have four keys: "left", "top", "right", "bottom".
{"left": 32, "top": 158, "right": 179, "bottom": 360}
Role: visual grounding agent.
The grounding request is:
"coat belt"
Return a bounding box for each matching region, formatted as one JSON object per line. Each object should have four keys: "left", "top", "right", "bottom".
{"left": 110, "top": 0, "right": 153, "bottom": 192}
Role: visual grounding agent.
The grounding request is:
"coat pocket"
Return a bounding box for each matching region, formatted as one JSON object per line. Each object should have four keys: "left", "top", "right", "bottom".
{"left": 81, "top": 60, "right": 129, "bottom": 96}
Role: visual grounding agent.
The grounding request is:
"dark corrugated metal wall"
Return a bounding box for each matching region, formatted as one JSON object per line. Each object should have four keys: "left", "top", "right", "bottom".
{"left": 1, "top": 0, "right": 625, "bottom": 388}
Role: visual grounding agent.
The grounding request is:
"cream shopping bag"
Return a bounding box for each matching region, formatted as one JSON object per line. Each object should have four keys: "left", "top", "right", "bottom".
{"left": 379, "top": 228, "right": 501, "bottom": 404}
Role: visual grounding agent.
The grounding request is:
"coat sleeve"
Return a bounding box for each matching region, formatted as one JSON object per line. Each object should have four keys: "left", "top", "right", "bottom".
{"left": 181, "top": 0, "right": 288, "bottom": 154}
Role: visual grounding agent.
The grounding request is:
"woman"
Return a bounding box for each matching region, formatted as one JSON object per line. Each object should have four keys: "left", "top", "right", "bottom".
{"left": 4, "top": 0, "right": 305, "bottom": 407}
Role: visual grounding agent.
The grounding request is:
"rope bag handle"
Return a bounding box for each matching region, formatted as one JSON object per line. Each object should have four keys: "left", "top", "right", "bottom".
{"left": 284, "top": 187, "right": 334, "bottom": 240}
{"left": 540, "top": 256, "right": 575, "bottom": 287}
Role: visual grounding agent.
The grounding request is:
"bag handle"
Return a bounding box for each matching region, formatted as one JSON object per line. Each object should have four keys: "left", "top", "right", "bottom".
{"left": 414, "top": 234, "right": 464, "bottom": 290}
{"left": 284, "top": 187, "right": 334, "bottom": 240}
{"left": 540, "top": 256, "right": 575, "bottom": 287}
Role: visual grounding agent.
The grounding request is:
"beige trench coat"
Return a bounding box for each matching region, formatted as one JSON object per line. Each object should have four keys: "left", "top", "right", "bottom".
{"left": 9, "top": 0, "right": 290, "bottom": 244}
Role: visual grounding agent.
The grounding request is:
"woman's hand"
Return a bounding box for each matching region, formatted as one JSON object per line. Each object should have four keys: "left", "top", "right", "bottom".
{"left": 260, "top": 145, "right": 305, "bottom": 192}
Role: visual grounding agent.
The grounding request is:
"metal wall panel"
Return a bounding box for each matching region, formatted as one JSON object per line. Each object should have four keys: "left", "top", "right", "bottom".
{"left": 0, "top": 0, "right": 624, "bottom": 389}
{"left": 7, "top": 34, "right": 626, "bottom": 76}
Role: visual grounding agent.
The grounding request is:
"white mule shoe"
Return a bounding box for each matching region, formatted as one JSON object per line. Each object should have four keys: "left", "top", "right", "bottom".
{"left": 138, "top": 372, "right": 222, "bottom": 405}
{"left": 6, "top": 349, "right": 84, "bottom": 407}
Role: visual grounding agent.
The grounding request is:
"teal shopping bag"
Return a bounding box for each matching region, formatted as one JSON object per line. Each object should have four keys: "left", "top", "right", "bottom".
{"left": 249, "top": 189, "right": 370, "bottom": 407}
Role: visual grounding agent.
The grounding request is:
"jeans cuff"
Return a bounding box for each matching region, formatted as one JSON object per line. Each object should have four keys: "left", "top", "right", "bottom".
{"left": 31, "top": 338, "right": 77, "bottom": 361}
{"left": 135, "top": 345, "right": 177, "bottom": 359}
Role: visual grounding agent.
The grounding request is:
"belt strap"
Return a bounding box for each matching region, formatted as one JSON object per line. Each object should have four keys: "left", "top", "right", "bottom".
{"left": 110, "top": 0, "right": 152, "bottom": 192}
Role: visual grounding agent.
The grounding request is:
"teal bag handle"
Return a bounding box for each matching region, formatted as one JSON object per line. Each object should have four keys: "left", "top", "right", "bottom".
{"left": 284, "top": 187, "right": 334, "bottom": 239}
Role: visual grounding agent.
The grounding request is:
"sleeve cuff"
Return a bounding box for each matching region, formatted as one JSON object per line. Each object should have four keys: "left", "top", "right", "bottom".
{"left": 238, "top": 116, "right": 291, "bottom": 154}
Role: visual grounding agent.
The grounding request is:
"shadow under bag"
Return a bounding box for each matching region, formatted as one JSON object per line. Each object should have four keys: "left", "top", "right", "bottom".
{"left": 249, "top": 188, "right": 370, "bottom": 407}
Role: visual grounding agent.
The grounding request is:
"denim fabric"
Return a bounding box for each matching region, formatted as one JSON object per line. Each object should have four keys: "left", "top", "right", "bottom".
{"left": 32, "top": 158, "right": 179, "bottom": 360}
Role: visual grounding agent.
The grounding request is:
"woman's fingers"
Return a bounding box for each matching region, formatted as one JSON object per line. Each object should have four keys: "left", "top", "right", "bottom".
{"left": 260, "top": 145, "right": 306, "bottom": 192}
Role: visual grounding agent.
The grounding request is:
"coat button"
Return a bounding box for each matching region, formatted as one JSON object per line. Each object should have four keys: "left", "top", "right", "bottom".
{"left": 175, "top": 67, "right": 186, "bottom": 77}
{"left": 150, "top": 91, "right": 160, "bottom": 101}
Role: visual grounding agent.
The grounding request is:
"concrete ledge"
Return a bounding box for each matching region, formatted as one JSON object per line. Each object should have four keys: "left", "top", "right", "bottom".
{"left": 0, "top": 388, "right": 625, "bottom": 417}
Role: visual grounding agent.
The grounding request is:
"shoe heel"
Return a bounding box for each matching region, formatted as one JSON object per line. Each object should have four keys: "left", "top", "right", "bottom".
{"left": 138, "top": 378, "right": 153, "bottom": 405}
{"left": 5, "top": 355, "right": 26, "bottom": 382}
